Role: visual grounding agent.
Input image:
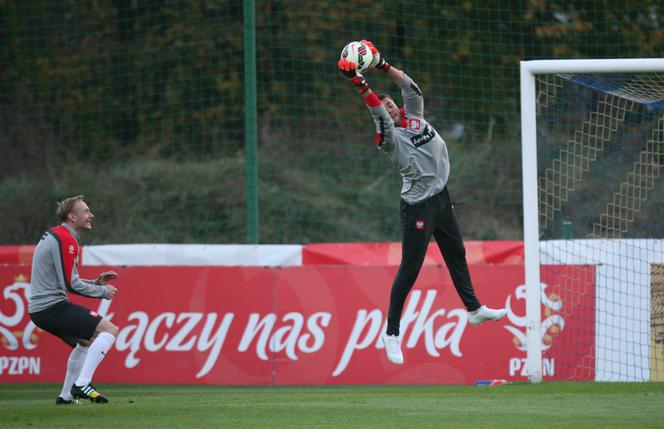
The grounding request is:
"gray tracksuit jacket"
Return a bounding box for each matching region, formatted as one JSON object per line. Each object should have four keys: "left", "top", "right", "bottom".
{"left": 28, "top": 223, "right": 108, "bottom": 314}
{"left": 366, "top": 73, "right": 450, "bottom": 204}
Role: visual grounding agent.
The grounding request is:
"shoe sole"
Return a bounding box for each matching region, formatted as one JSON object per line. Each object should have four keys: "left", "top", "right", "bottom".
{"left": 470, "top": 311, "right": 508, "bottom": 327}
{"left": 55, "top": 398, "right": 80, "bottom": 405}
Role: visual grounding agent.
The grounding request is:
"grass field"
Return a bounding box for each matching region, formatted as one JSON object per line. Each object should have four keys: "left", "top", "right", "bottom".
{"left": 1, "top": 382, "right": 663, "bottom": 428}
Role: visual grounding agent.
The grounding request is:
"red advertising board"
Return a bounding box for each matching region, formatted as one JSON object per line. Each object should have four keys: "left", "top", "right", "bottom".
{"left": 0, "top": 264, "right": 594, "bottom": 385}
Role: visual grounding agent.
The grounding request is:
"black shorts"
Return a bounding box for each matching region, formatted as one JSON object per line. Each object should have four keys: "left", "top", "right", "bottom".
{"left": 30, "top": 301, "right": 102, "bottom": 348}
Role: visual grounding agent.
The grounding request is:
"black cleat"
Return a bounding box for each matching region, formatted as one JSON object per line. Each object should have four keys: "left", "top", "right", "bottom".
{"left": 71, "top": 384, "right": 109, "bottom": 403}
{"left": 55, "top": 396, "right": 80, "bottom": 405}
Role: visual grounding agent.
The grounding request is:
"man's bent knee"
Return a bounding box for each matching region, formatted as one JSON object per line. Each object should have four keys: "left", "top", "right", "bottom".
{"left": 95, "top": 318, "right": 119, "bottom": 337}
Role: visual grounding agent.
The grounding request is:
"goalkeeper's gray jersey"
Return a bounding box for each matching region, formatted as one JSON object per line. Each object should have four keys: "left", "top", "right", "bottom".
{"left": 366, "top": 73, "right": 449, "bottom": 204}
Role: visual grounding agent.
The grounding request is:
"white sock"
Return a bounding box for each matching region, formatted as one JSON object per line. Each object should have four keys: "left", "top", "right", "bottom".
{"left": 59, "top": 344, "right": 88, "bottom": 400}
{"left": 75, "top": 332, "right": 115, "bottom": 387}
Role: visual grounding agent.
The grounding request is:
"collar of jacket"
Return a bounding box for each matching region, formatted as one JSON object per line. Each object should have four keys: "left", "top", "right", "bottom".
{"left": 396, "top": 108, "right": 408, "bottom": 128}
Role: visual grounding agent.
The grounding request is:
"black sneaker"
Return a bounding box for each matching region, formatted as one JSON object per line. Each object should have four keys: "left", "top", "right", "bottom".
{"left": 55, "top": 396, "right": 79, "bottom": 405}
{"left": 71, "top": 384, "right": 109, "bottom": 403}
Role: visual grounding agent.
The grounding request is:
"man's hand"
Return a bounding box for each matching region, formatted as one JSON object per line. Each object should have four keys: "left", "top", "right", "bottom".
{"left": 361, "top": 40, "right": 390, "bottom": 72}
{"left": 96, "top": 271, "right": 119, "bottom": 285}
{"left": 339, "top": 58, "right": 370, "bottom": 94}
{"left": 338, "top": 58, "right": 358, "bottom": 78}
{"left": 103, "top": 284, "right": 117, "bottom": 300}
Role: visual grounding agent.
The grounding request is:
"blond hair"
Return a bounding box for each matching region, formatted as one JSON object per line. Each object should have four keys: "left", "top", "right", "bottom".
{"left": 56, "top": 195, "right": 85, "bottom": 222}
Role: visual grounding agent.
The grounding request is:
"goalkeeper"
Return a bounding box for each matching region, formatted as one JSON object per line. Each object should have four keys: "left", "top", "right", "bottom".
{"left": 338, "top": 41, "right": 507, "bottom": 365}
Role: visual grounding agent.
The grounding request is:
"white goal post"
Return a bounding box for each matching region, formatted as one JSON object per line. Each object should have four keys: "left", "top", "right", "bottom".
{"left": 520, "top": 58, "right": 664, "bottom": 383}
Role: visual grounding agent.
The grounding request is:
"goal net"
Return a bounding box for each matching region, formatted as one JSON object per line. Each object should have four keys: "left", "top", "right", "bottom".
{"left": 520, "top": 59, "right": 664, "bottom": 383}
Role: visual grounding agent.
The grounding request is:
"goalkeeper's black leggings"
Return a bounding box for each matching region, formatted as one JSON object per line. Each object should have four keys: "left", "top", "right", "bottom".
{"left": 386, "top": 186, "right": 482, "bottom": 336}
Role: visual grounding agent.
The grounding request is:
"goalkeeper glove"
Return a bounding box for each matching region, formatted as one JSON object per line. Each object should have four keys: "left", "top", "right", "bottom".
{"left": 338, "top": 58, "right": 357, "bottom": 78}
{"left": 338, "top": 59, "right": 370, "bottom": 94}
{"left": 361, "top": 40, "right": 391, "bottom": 72}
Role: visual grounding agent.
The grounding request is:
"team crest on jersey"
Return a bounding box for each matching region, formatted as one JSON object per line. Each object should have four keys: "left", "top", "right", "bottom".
{"left": 415, "top": 220, "right": 425, "bottom": 230}
{"left": 408, "top": 118, "right": 421, "bottom": 131}
{"left": 68, "top": 244, "right": 75, "bottom": 254}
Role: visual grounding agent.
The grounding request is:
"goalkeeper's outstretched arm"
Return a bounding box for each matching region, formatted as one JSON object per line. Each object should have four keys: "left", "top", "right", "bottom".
{"left": 337, "top": 52, "right": 395, "bottom": 153}
{"left": 360, "top": 40, "right": 423, "bottom": 119}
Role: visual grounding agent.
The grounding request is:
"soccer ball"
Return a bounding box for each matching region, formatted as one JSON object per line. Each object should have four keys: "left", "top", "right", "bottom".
{"left": 340, "top": 41, "right": 373, "bottom": 73}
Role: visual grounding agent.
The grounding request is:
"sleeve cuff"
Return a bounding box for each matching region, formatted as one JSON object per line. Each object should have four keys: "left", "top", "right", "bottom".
{"left": 364, "top": 92, "right": 382, "bottom": 107}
